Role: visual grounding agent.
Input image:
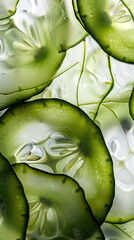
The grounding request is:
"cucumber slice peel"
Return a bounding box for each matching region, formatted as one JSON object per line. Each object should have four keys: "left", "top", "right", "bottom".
{"left": 0, "top": 154, "right": 28, "bottom": 240}
{"left": 13, "top": 163, "right": 104, "bottom": 240}
{"left": 0, "top": 99, "right": 114, "bottom": 224}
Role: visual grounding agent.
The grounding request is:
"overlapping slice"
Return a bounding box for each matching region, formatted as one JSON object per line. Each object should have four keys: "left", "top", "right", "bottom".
{"left": 0, "top": 99, "right": 114, "bottom": 224}
{"left": 129, "top": 87, "right": 134, "bottom": 119}
{"left": 0, "top": 0, "right": 19, "bottom": 20}
{"left": 0, "top": 154, "right": 28, "bottom": 240}
{"left": 13, "top": 163, "right": 104, "bottom": 240}
{"left": 75, "top": 0, "right": 134, "bottom": 63}
{"left": 0, "top": 8, "right": 65, "bottom": 110}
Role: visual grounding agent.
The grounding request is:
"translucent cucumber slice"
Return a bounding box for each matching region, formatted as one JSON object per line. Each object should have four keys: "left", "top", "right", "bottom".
{"left": 0, "top": 154, "right": 28, "bottom": 240}
{"left": 76, "top": 0, "right": 134, "bottom": 63}
{"left": 0, "top": 10, "right": 65, "bottom": 109}
{"left": 96, "top": 103, "right": 134, "bottom": 223}
{"left": 0, "top": 0, "right": 19, "bottom": 20}
{"left": 13, "top": 163, "right": 104, "bottom": 240}
{"left": 0, "top": 99, "right": 114, "bottom": 225}
{"left": 42, "top": 0, "right": 88, "bottom": 52}
{"left": 129, "top": 87, "right": 134, "bottom": 119}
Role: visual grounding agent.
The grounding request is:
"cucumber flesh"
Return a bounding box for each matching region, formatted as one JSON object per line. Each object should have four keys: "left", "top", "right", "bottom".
{"left": 0, "top": 10, "right": 65, "bottom": 110}
{"left": 76, "top": 0, "right": 134, "bottom": 63}
{"left": 13, "top": 163, "right": 104, "bottom": 240}
{"left": 0, "top": 154, "right": 28, "bottom": 240}
{"left": 0, "top": 99, "right": 114, "bottom": 225}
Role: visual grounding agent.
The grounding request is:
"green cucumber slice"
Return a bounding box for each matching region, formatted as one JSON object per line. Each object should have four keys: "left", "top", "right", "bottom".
{"left": 0, "top": 154, "right": 28, "bottom": 240}
{"left": 129, "top": 87, "right": 134, "bottom": 119}
{"left": 0, "top": 99, "right": 114, "bottom": 224}
{"left": 76, "top": 0, "right": 134, "bottom": 63}
{"left": 13, "top": 163, "right": 104, "bottom": 240}
{"left": 96, "top": 103, "right": 134, "bottom": 223}
{"left": 0, "top": 10, "right": 65, "bottom": 110}
{"left": 0, "top": 0, "right": 19, "bottom": 20}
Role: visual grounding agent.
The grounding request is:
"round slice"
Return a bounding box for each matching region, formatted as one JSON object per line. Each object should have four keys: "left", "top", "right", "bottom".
{"left": 13, "top": 163, "right": 104, "bottom": 240}
{"left": 0, "top": 154, "right": 28, "bottom": 240}
{"left": 0, "top": 99, "right": 114, "bottom": 224}
{"left": 0, "top": 0, "right": 19, "bottom": 20}
{"left": 76, "top": 0, "right": 134, "bottom": 63}
{"left": 0, "top": 9, "right": 65, "bottom": 110}
{"left": 129, "top": 87, "right": 134, "bottom": 119}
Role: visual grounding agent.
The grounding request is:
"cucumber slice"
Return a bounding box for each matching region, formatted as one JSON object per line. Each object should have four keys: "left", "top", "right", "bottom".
{"left": 96, "top": 103, "right": 134, "bottom": 223}
{"left": 0, "top": 154, "right": 28, "bottom": 240}
{"left": 0, "top": 99, "right": 114, "bottom": 225}
{"left": 0, "top": 10, "right": 65, "bottom": 110}
{"left": 0, "top": 0, "right": 19, "bottom": 20}
{"left": 76, "top": 0, "right": 134, "bottom": 63}
{"left": 129, "top": 87, "right": 134, "bottom": 119}
{"left": 13, "top": 163, "right": 104, "bottom": 240}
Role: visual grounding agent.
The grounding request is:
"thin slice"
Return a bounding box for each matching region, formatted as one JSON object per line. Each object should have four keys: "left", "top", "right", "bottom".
{"left": 0, "top": 154, "right": 28, "bottom": 240}
{"left": 13, "top": 163, "right": 104, "bottom": 240}
{"left": 0, "top": 99, "right": 114, "bottom": 224}
{"left": 129, "top": 87, "right": 134, "bottom": 119}
{"left": 0, "top": 10, "right": 65, "bottom": 110}
{"left": 0, "top": 0, "right": 19, "bottom": 20}
{"left": 76, "top": 0, "right": 134, "bottom": 63}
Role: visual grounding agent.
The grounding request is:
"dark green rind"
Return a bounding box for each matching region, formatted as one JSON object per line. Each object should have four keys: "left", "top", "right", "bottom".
{"left": 13, "top": 163, "right": 104, "bottom": 240}
{"left": 76, "top": 0, "right": 134, "bottom": 63}
{"left": 0, "top": 154, "right": 28, "bottom": 240}
{"left": 129, "top": 87, "right": 134, "bottom": 119}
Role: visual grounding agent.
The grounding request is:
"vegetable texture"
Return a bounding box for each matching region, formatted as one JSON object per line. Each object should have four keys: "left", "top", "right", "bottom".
{"left": 0, "top": 99, "right": 114, "bottom": 225}
{"left": 0, "top": 0, "right": 134, "bottom": 239}
{"left": 0, "top": 154, "right": 28, "bottom": 240}
{"left": 14, "top": 163, "right": 104, "bottom": 240}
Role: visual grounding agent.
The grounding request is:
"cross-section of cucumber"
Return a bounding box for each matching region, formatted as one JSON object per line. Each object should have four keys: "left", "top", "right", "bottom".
{"left": 0, "top": 154, "right": 28, "bottom": 240}
{"left": 13, "top": 163, "right": 104, "bottom": 240}
{"left": 0, "top": 0, "right": 19, "bottom": 20}
{"left": 0, "top": 10, "right": 65, "bottom": 110}
{"left": 0, "top": 99, "right": 114, "bottom": 224}
{"left": 129, "top": 87, "right": 134, "bottom": 119}
{"left": 76, "top": 0, "right": 134, "bottom": 63}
